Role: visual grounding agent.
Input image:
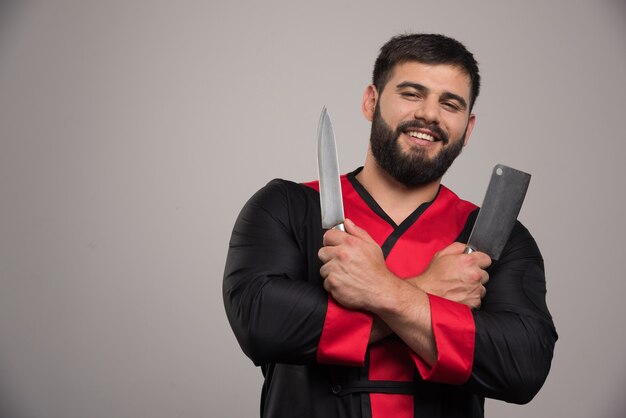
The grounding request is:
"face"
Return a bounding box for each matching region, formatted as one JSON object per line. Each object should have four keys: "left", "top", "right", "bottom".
{"left": 364, "top": 61, "right": 476, "bottom": 187}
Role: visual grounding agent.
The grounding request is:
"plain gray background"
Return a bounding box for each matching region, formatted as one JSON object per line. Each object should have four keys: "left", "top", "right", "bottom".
{"left": 1, "top": 0, "right": 625, "bottom": 417}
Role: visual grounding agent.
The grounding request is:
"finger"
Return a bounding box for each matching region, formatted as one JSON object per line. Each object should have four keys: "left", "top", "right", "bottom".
{"left": 318, "top": 247, "right": 330, "bottom": 263}
{"left": 438, "top": 242, "right": 467, "bottom": 256}
{"left": 323, "top": 228, "right": 346, "bottom": 246}
{"left": 320, "top": 263, "right": 329, "bottom": 279}
{"left": 318, "top": 246, "right": 340, "bottom": 264}
{"left": 480, "top": 285, "right": 487, "bottom": 299}
{"left": 480, "top": 271, "right": 489, "bottom": 285}
{"left": 469, "top": 296, "right": 481, "bottom": 310}
{"left": 473, "top": 252, "right": 492, "bottom": 269}
{"left": 344, "top": 218, "right": 375, "bottom": 243}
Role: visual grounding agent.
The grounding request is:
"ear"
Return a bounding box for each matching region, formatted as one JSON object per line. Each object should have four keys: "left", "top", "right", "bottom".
{"left": 361, "top": 84, "right": 378, "bottom": 122}
{"left": 462, "top": 113, "right": 476, "bottom": 146}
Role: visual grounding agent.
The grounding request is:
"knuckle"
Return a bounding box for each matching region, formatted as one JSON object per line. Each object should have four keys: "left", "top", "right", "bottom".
{"left": 324, "top": 277, "right": 337, "bottom": 292}
{"left": 344, "top": 236, "right": 358, "bottom": 247}
{"left": 460, "top": 254, "right": 474, "bottom": 267}
{"left": 467, "top": 270, "right": 481, "bottom": 283}
{"left": 337, "top": 249, "right": 350, "bottom": 262}
{"left": 320, "top": 264, "right": 329, "bottom": 276}
{"left": 452, "top": 242, "right": 466, "bottom": 251}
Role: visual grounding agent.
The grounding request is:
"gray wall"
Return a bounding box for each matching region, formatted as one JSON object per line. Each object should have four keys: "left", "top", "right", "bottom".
{"left": 1, "top": 0, "right": 625, "bottom": 417}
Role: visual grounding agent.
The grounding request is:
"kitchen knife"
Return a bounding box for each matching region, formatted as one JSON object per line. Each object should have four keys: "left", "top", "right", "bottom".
{"left": 464, "top": 164, "right": 531, "bottom": 260}
{"left": 317, "top": 106, "right": 345, "bottom": 231}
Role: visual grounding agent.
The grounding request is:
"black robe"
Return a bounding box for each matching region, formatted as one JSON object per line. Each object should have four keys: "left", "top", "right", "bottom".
{"left": 223, "top": 168, "right": 557, "bottom": 418}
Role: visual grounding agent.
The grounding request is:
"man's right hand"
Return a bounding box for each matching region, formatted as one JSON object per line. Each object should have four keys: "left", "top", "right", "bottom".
{"left": 409, "top": 242, "right": 491, "bottom": 309}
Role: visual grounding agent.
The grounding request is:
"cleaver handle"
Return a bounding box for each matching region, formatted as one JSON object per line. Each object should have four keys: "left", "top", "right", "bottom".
{"left": 463, "top": 246, "right": 475, "bottom": 255}
{"left": 462, "top": 164, "right": 531, "bottom": 260}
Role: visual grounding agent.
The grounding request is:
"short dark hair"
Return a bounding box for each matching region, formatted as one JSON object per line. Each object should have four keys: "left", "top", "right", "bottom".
{"left": 373, "top": 33, "right": 481, "bottom": 110}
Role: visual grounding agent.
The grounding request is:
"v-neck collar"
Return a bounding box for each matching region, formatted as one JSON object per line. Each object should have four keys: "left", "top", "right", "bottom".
{"left": 346, "top": 167, "right": 440, "bottom": 229}
{"left": 346, "top": 167, "right": 440, "bottom": 258}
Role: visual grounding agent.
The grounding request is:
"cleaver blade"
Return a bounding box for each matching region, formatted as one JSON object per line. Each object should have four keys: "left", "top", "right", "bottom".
{"left": 465, "top": 164, "right": 531, "bottom": 260}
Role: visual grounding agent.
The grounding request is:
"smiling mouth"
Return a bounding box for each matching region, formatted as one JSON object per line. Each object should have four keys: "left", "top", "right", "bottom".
{"left": 406, "top": 130, "right": 438, "bottom": 142}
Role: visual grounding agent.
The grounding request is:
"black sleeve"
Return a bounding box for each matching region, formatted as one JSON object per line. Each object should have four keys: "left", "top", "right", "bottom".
{"left": 223, "top": 179, "right": 327, "bottom": 366}
{"left": 463, "top": 221, "right": 558, "bottom": 404}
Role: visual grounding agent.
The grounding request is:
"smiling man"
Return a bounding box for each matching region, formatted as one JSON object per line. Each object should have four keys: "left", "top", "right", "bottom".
{"left": 367, "top": 62, "right": 472, "bottom": 188}
{"left": 224, "top": 33, "right": 557, "bottom": 418}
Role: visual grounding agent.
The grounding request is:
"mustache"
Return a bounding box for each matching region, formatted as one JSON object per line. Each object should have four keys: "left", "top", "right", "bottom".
{"left": 396, "top": 120, "right": 449, "bottom": 144}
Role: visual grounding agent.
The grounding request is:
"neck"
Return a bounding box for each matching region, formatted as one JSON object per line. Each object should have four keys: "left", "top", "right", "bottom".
{"left": 356, "top": 150, "right": 441, "bottom": 225}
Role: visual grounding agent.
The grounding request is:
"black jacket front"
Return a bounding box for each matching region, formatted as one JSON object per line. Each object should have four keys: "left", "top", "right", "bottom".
{"left": 223, "top": 171, "right": 557, "bottom": 418}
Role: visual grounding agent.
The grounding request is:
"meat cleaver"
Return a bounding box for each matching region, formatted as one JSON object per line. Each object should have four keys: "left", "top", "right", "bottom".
{"left": 317, "top": 106, "right": 345, "bottom": 231}
{"left": 464, "top": 164, "right": 531, "bottom": 260}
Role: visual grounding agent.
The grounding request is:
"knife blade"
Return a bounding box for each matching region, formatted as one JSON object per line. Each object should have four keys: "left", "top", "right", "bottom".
{"left": 317, "top": 106, "right": 345, "bottom": 231}
{"left": 464, "top": 164, "right": 531, "bottom": 260}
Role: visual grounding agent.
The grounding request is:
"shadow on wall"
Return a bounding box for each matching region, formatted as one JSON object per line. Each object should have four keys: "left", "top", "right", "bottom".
{"left": 0, "top": 367, "right": 21, "bottom": 418}
{"left": 0, "top": 0, "right": 20, "bottom": 29}
{"left": 611, "top": 0, "right": 626, "bottom": 14}
{"left": 606, "top": 372, "right": 626, "bottom": 418}
{"left": 0, "top": 0, "right": 26, "bottom": 63}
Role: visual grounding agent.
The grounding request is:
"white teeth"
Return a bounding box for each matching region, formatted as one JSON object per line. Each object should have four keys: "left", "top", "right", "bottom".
{"left": 408, "top": 131, "right": 435, "bottom": 141}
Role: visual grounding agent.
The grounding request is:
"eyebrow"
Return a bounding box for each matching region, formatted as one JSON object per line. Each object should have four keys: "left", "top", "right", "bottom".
{"left": 396, "top": 81, "right": 468, "bottom": 110}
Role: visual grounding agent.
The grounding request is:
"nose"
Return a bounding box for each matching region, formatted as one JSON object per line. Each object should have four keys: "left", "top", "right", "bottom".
{"left": 414, "top": 96, "right": 440, "bottom": 124}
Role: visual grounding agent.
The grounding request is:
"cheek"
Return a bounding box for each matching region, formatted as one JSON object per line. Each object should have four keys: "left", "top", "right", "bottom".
{"left": 444, "top": 115, "right": 469, "bottom": 136}
{"left": 381, "top": 101, "right": 410, "bottom": 126}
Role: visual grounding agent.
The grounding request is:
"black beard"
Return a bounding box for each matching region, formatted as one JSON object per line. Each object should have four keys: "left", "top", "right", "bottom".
{"left": 369, "top": 105, "right": 466, "bottom": 187}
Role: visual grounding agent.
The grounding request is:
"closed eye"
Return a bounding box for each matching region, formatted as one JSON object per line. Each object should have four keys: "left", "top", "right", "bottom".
{"left": 400, "top": 92, "right": 422, "bottom": 100}
{"left": 442, "top": 101, "right": 461, "bottom": 111}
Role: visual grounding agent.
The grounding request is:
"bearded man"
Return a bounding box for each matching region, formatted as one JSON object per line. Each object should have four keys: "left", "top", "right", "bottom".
{"left": 223, "top": 33, "right": 557, "bottom": 418}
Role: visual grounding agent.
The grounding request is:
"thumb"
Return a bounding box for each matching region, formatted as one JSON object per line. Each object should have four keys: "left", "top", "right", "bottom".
{"left": 344, "top": 218, "right": 374, "bottom": 242}
{"left": 438, "top": 241, "right": 467, "bottom": 256}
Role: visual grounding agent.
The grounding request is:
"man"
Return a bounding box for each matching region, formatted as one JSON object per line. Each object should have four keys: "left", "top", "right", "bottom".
{"left": 223, "top": 33, "right": 557, "bottom": 418}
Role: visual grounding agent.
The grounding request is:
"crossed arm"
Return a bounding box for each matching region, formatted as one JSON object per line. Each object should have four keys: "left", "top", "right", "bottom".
{"left": 319, "top": 218, "right": 491, "bottom": 366}
{"left": 318, "top": 216, "right": 556, "bottom": 403}
{"left": 224, "top": 181, "right": 556, "bottom": 404}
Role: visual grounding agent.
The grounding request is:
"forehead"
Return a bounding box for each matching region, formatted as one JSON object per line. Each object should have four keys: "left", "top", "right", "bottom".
{"left": 387, "top": 61, "right": 472, "bottom": 100}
